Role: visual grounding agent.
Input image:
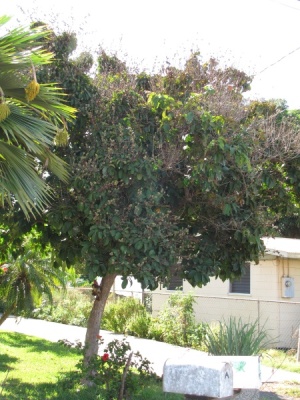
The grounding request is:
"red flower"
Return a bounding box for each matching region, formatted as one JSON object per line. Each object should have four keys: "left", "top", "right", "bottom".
{"left": 101, "top": 353, "right": 109, "bottom": 362}
{"left": 0, "top": 265, "right": 8, "bottom": 273}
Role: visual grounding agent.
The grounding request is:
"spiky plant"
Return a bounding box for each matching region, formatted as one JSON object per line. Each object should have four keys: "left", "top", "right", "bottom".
{"left": 203, "top": 317, "right": 272, "bottom": 356}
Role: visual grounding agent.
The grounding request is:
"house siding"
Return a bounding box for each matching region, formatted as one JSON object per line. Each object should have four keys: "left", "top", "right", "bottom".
{"left": 152, "top": 254, "right": 300, "bottom": 348}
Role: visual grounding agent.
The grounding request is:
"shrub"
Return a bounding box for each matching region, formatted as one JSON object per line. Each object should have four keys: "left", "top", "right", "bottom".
{"left": 126, "top": 310, "right": 152, "bottom": 338}
{"left": 203, "top": 317, "right": 272, "bottom": 355}
{"left": 147, "top": 318, "right": 164, "bottom": 342}
{"left": 101, "top": 296, "right": 147, "bottom": 334}
{"left": 150, "top": 291, "right": 207, "bottom": 348}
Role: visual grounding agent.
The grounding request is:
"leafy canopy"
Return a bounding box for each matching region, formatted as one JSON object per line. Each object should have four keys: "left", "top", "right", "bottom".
{"left": 2, "top": 34, "right": 300, "bottom": 289}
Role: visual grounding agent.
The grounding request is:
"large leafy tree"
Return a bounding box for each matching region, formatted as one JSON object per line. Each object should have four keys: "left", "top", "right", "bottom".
{"left": 45, "top": 49, "right": 300, "bottom": 364}
{"left": 2, "top": 31, "right": 300, "bottom": 366}
{"left": 0, "top": 16, "right": 75, "bottom": 217}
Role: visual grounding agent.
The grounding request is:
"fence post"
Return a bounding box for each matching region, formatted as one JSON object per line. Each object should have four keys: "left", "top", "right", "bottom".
{"left": 297, "top": 326, "right": 300, "bottom": 363}
{"left": 257, "top": 300, "right": 260, "bottom": 332}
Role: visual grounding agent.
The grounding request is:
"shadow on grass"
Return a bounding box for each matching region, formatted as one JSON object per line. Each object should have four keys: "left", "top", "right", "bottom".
{"left": 0, "top": 354, "right": 18, "bottom": 372}
{"left": 0, "top": 373, "right": 99, "bottom": 400}
{"left": 0, "top": 332, "right": 82, "bottom": 357}
{"left": 0, "top": 374, "right": 182, "bottom": 400}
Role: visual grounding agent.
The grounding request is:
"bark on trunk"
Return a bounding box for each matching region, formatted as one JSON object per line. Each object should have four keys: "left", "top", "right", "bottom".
{"left": 84, "top": 273, "right": 117, "bottom": 365}
{"left": 0, "top": 306, "right": 15, "bottom": 326}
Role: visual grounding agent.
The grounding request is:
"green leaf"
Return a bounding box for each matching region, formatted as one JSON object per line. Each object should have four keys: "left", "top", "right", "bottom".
{"left": 114, "top": 231, "right": 121, "bottom": 240}
{"left": 134, "top": 205, "right": 142, "bottom": 216}
{"left": 102, "top": 166, "right": 108, "bottom": 177}
{"left": 120, "top": 245, "right": 127, "bottom": 254}
{"left": 135, "top": 241, "right": 143, "bottom": 250}
{"left": 185, "top": 112, "right": 194, "bottom": 124}
{"left": 121, "top": 277, "right": 128, "bottom": 289}
{"left": 223, "top": 204, "right": 232, "bottom": 216}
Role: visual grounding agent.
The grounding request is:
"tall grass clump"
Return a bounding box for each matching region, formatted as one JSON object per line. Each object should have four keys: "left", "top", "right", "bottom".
{"left": 203, "top": 317, "right": 272, "bottom": 355}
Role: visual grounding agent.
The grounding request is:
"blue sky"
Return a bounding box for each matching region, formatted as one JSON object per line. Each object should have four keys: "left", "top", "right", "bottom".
{"left": 3, "top": 0, "right": 300, "bottom": 109}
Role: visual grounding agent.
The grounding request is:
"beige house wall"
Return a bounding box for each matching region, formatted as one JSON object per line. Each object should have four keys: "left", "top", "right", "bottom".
{"left": 154, "top": 255, "right": 300, "bottom": 302}
{"left": 152, "top": 256, "right": 300, "bottom": 348}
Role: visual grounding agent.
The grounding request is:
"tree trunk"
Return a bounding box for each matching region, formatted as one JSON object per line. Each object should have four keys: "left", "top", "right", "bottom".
{"left": 84, "top": 273, "right": 117, "bottom": 365}
{"left": 0, "top": 305, "right": 15, "bottom": 326}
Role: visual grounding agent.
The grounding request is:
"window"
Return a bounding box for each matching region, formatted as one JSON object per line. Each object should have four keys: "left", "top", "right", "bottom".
{"left": 230, "top": 262, "right": 251, "bottom": 294}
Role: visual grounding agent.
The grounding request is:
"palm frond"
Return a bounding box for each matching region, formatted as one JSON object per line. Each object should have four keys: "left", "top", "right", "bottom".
{"left": 1, "top": 103, "right": 57, "bottom": 148}
{"left": 0, "top": 16, "right": 53, "bottom": 67}
{"left": 0, "top": 142, "right": 52, "bottom": 217}
{"left": 0, "top": 15, "right": 76, "bottom": 217}
{"left": 28, "top": 84, "right": 77, "bottom": 123}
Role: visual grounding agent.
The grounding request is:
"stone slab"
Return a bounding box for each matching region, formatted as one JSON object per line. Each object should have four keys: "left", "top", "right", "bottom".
{"left": 163, "top": 357, "right": 233, "bottom": 398}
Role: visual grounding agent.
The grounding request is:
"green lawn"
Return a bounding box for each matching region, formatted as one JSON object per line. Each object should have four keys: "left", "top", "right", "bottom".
{"left": 1, "top": 331, "right": 300, "bottom": 400}
{"left": 0, "top": 331, "right": 183, "bottom": 400}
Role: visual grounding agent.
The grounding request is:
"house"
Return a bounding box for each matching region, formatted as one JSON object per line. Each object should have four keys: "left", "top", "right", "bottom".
{"left": 152, "top": 237, "right": 300, "bottom": 349}
{"left": 112, "top": 275, "right": 148, "bottom": 302}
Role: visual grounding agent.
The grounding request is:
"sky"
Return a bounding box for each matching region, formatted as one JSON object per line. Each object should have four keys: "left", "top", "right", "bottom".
{"left": 2, "top": 0, "right": 300, "bottom": 109}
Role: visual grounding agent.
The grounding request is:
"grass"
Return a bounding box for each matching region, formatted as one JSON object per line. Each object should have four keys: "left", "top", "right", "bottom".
{"left": 260, "top": 381, "right": 300, "bottom": 399}
{"left": 0, "top": 331, "right": 183, "bottom": 400}
{"left": 277, "top": 382, "right": 300, "bottom": 398}
{"left": 261, "top": 348, "right": 300, "bottom": 374}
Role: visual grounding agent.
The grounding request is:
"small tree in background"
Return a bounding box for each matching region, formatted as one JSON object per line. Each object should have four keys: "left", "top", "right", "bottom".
{"left": 0, "top": 232, "right": 65, "bottom": 326}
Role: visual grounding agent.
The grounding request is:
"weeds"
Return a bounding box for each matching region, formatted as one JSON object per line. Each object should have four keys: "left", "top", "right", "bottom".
{"left": 31, "top": 289, "right": 93, "bottom": 327}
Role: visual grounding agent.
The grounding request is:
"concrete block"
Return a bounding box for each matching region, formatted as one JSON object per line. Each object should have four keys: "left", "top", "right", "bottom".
{"left": 211, "top": 356, "right": 261, "bottom": 389}
{"left": 163, "top": 356, "right": 233, "bottom": 398}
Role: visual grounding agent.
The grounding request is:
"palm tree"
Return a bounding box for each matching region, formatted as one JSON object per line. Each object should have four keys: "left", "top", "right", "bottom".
{"left": 0, "top": 247, "right": 65, "bottom": 326}
{"left": 0, "top": 15, "right": 76, "bottom": 218}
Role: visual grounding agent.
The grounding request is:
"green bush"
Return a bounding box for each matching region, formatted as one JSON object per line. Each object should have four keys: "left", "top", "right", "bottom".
{"left": 150, "top": 291, "right": 207, "bottom": 348}
{"left": 101, "top": 296, "right": 148, "bottom": 334}
{"left": 147, "top": 318, "right": 164, "bottom": 342}
{"left": 126, "top": 310, "right": 152, "bottom": 338}
{"left": 31, "top": 288, "right": 93, "bottom": 327}
{"left": 203, "top": 317, "right": 272, "bottom": 355}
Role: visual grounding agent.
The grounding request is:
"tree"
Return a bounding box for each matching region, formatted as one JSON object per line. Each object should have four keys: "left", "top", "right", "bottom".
{"left": 0, "top": 232, "right": 65, "bottom": 326}
{"left": 46, "top": 50, "right": 300, "bottom": 365}
{"left": 0, "top": 16, "right": 76, "bottom": 218}
{"left": 2, "top": 35, "right": 300, "bottom": 368}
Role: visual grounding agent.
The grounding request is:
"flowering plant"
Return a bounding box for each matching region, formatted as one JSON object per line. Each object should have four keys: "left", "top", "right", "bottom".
{"left": 101, "top": 352, "right": 109, "bottom": 362}
{"left": 77, "top": 336, "right": 154, "bottom": 399}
